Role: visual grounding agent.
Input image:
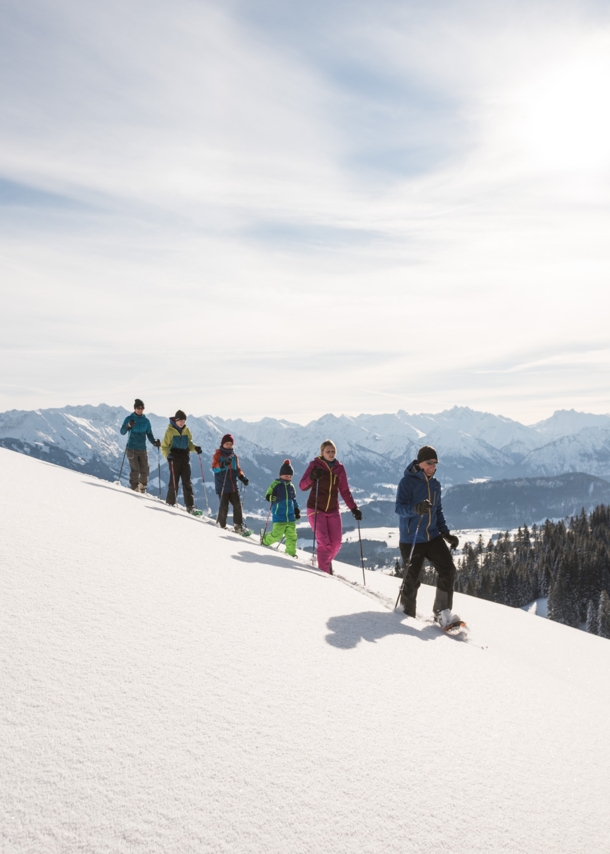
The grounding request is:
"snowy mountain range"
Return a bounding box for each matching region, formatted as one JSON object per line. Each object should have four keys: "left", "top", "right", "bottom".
{"left": 3, "top": 447, "right": 610, "bottom": 853}
{"left": 1, "top": 404, "right": 609, "bottom": 518}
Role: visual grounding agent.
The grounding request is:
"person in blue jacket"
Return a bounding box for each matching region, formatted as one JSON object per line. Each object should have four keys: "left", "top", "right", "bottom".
{"left": 119, "top": 399, "right": 160, "bottom": 492}
{"left": 260, "top": 459, "right": 300, "bottom": 557}
{"left": 395, "top": 445, "right": 461, "bottom": 626}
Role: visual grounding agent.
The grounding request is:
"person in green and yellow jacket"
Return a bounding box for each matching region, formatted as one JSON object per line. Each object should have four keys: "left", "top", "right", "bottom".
{"left": 260, "top": 459, "right": 300, "bottom": 557}
{"left": 161, "top": 410, "right": 201, "bottom": 512}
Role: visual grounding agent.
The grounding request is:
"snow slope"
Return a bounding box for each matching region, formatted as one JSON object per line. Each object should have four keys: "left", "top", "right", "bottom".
{"left": 2, "top": 449, "right": 610, "bottom": 853}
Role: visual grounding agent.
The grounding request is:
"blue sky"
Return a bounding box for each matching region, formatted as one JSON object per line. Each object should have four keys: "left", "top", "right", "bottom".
{"left": 1, "top": 0, "right": 609, "bottom": 422}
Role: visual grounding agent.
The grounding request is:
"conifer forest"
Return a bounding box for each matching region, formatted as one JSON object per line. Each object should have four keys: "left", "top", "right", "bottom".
{"left": 420, "top": 505, "right": 610, "bottom": 638}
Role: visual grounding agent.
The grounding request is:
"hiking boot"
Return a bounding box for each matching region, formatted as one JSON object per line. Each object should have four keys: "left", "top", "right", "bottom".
{"left": 435, "top": 609, "right": 462, "bottom": 629}
{"left": 137, "top": 483, "right": 147, "bottom": 493}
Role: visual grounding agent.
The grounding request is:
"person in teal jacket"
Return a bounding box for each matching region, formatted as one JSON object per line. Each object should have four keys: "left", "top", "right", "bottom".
{"left": 260, "top": 460, "right": 300, "bottom": 557}
{"left": 119, "top": 399, "right": 160, "bottom": 492}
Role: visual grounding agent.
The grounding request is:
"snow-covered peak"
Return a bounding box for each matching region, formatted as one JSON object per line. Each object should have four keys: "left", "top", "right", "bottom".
{"left": 521, "top": 426, "right": 610, "bottom": 477}
{"left": 532, "top": 409, "right": 610, "bottom": 440}
{"left": 429, "top": 405, "right": 546, "bottom": 451}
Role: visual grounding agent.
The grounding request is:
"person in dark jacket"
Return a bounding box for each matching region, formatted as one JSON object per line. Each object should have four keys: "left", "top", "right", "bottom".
{"left": 299, "top": 440, "right": 361, "bottom": 574}
{"left": 395, "top": 445, "right": 461, "bottom": 626}
{"left": 212, "top": 434, "right": 249, "bottom": 532}
{"left": 119, "top": 399, "right": 161, "bottom": 492}
{"left": 260, "top": 459, "right": 300, "bottom": 557}
{"left": 161, "top": 410, "right": 202, "bottom": 512}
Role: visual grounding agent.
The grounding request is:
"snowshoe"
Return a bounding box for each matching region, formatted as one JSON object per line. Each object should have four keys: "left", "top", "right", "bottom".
{"left": 435, "top": 609, "right": 465, "bottom": 631}
{"left": 234, "top": 524, "right": 252, "bottom": 537}
{"left": 191, "top": 509, "right": 204, "bottom": 517}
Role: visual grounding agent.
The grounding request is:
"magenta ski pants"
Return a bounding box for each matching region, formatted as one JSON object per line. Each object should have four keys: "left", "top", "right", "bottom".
{"left": 307, "top": 509, "right": 342, "bottom": 573}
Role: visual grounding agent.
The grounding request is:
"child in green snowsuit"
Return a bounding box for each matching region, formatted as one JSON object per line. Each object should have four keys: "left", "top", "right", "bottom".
{"left": 260, "top": 459, "right": 300, "bottom": 557}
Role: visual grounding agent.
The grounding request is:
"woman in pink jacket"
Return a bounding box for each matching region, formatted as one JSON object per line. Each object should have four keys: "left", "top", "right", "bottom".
{"left": 299, "top": 440, "right": 362, "bottom": 574}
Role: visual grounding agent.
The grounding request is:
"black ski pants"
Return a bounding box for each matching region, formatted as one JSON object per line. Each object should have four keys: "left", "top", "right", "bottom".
{"left": 217, "top": 492, "right": 243, "bottom": 528}
{"left": 127, "top": 449, "right": 149, "bottom": 489}
{"left": 166, "top": 452, "right": 194, "bottom": 509}
{"left": 399, "top": 535, "right": 456, "bottom": 617}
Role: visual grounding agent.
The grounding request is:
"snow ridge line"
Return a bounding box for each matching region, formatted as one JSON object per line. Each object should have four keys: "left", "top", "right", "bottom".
{"left": 332, "top": 572, "right": 396, "bottom": 609}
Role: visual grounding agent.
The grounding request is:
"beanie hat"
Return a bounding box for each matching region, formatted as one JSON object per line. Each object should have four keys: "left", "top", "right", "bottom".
{"left": 279, "top": 459, "right": 294, "bottom": 477}
{"left": 221, "top": 433, "right": 234, "bottom": 445}
{"left": 174, "top": 409, "right": 187, "bottom": 421}
{"left": 417, "top": 445, "right": 438, "bottom": 463}
{"left": 134, "top": 399, "right": 144, "bottom": 409}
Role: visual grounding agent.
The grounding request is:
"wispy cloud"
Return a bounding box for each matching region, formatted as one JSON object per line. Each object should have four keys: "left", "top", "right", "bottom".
{"left": 1, "top": 0, "right": 609, "bottom": 421}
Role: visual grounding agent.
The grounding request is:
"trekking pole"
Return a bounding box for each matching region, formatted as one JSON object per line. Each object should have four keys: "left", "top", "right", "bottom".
{"left": 395, "top": 515, "right": 423, "bottom": 609}
{"left": 169, "top": 460, "right": 179, "bottom": 507}
{"left": 261, "top": 504, "right": 272, "bottom": 541}
{"left": 216, "top": 465, "right": 230, "bottom": 524}
{"left": 357, "top": 520, "right": 366, "bottom": 586}
{"left": 311, "top": 479, "right": 320, "bottom": 567}
{"left": 157, "top": 447, "right": 161, "bottom": 499}
{"left": 117, "top": 444, "right": 128, "bottom": 485}
{"left": 197, "top": 453, "right": 210, "bottom": 513}
{"left": 273, "top": 536, "right": 285, "bottom": 551}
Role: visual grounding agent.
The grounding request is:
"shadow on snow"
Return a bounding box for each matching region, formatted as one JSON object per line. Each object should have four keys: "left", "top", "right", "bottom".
{"left": 325, "top": 610, "right": 440, "bottom": 650}
{"left": 231, "top": 549, "right": 324, "bottom": 576}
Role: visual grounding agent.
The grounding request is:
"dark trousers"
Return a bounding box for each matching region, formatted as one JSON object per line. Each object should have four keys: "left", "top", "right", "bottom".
{"left": 166, "top": 453, "right": 194, "bottom": 508}
{"left": 127, "top": 449, "right": 149, "bottom": 489}
{"left": 217, "top": 492, "right": 243, "bottom": 528}
{"left": 399, "top": 535, "right": 456, "bottom": 617}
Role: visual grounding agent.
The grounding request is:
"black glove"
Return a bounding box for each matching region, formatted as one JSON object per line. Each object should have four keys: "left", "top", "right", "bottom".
{"left": 127, "top": 419, "right": 136, "bottom": 428}
{"left": 153, "top": 439, "right": 161, "bottom": 448}
{"left": 444, "top": 533, "right": 459, "bottom": 550}
{"left": 270, "top": 494, "right": 277, "bottom": 503}
{"left": 167, "top": 453, "right": 173, "bottom": 462}
{"left": 194, "top": 445, "right": 202, "bottom": 455}
{"left": 414, "top": 499, "right": 432, "bottom": 514}
{"left": 221, "top": 458, "right": 233, "bottom": 469}
{"left": 351, "top": 507, "right": 362, "bottom": 521}
{"left": 239, "top": 475, "right": 249, "bottom": 486}
{"left": 310, "top": 468, "right": 323, "bottom": 481}
{"left": 294, "top": 508, "right": 301, "bottom": 520}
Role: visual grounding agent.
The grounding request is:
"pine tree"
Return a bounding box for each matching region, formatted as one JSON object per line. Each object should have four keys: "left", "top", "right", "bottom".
{"left": 586, "top": 599, "right": 599, "bottom": 635}
{"left": 598, "top": 591, "right": 610, "bottom": 639}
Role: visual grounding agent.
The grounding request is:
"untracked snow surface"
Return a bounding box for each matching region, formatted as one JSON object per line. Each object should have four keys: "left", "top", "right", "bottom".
{"left": 1, "top": 449, "right": 610, "bottom": 853}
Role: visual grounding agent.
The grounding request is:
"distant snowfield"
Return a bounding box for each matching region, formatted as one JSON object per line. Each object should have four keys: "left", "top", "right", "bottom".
{"left": 341, "top": 525, "right": 509, "bottom": 549}
{"left": 2, "top": 449, "right": 610, "bottom": 853}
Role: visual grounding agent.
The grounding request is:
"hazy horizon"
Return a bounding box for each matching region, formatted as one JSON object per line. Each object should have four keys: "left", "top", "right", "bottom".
{"left": 2, "top": 398, "right": 609, "bottom": 429}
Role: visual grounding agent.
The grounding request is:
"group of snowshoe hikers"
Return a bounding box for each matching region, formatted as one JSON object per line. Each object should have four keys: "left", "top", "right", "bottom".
{"left": 120, "top": 400, "right": 463, "bottom": 628}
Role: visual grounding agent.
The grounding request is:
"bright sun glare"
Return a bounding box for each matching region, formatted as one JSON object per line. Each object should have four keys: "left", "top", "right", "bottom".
{"left": 513, "top": 39, "right": 610, "bottom": 173}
